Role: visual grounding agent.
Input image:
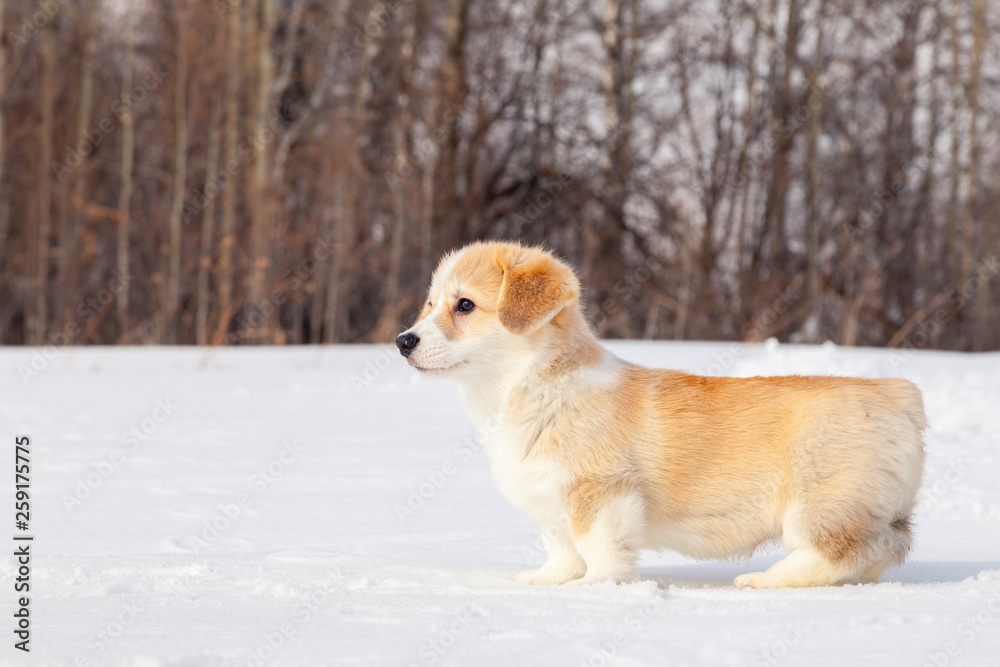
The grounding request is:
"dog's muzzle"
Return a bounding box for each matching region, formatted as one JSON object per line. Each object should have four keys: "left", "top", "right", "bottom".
{"left": 396, "top": 332, "right": 419, "bottom": 358}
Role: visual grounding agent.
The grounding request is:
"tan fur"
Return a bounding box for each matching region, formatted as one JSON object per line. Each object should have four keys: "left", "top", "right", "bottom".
{"left": 397, "top": 241, "right": 927, "bottom": 588}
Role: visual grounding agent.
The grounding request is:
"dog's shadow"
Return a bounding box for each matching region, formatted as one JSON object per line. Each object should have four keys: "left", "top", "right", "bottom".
{"left": 888, "top": 560, "right": 1000, "bottom": 584}
{"left": 644, "top": 559, "right": 1000, "bottom": 589}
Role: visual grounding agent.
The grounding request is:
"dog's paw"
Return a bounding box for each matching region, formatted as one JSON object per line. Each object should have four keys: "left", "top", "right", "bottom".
{"left": 514, "top": 568, "right": 581, "bottom": 585}
{"left": 734, "top": 572, "right": 769, "bottom": 589}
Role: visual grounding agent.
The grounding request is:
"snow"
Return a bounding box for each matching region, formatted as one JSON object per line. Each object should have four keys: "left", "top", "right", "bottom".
{"left": 2, "top": 341, "right": 999, "bottom": 667}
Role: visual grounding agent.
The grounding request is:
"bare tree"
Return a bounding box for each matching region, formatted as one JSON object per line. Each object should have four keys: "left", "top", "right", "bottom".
{"left": 804, "top": 0, "right": 827, "bottom": 340}
{"left": 944, "top": 0, "right": 963, "bottom": 280}
{"left": 217, "top": 0, "right": 243, "bottom": 343}
{"left": 116, "top": 14, "right": 136, "bottom": 340}
{"left": 56, "top": 0, "right": 99, "bottom": 332}
{"left": 196, "top": 102, "right": 222, "bottom": 347}
{"left": 246, "top": 0, "right": 275, "bottom": 342}
{"left": 326, "top": 0, "right": 381, "bottom": 343}
{"left": 0, "top": 0, "right": 997, "bottom": 351}
{"left": 0, "top": 0, "right": 8, "bottom": 338}
{"left": 759, "top": 0, "right": 800, "bottom": 277}
{"left": 964, "top": 0, "right": 984, "bottom": 350}
{"left": 164, "top": 2, "right": 190, "bottom": 343}
{"left": 34, "top": 15, "right": 57, "bottom": 344}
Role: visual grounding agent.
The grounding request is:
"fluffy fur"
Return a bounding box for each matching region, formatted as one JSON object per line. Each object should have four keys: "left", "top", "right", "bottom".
{"left": 397, "top": 241, "right": 926, "bottom": 588}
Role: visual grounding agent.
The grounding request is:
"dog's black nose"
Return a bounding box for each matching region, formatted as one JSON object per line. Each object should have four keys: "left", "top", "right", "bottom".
{"left": 396, "top": 332, "right": 419, "bottom": 357}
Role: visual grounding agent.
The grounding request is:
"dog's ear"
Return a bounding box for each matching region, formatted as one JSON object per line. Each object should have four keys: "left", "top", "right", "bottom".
{"left": 496, "top": 251, "right": 579, "bottom": 334}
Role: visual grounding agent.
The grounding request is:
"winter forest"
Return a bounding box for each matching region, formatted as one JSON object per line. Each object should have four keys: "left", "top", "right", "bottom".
{"left": 0, "top": 0, "right": 997, "bottom": 350}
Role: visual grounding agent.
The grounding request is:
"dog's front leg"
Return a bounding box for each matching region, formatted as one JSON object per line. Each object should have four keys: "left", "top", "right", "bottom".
{"left": 563, "top": 493, "right": 644, "bottom": 586}
{"left": 514, "top": 517, "right": 587, "bottom": 585}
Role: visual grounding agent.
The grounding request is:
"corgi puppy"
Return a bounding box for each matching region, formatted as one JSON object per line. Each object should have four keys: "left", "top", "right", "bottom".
{"left": 396, "top": 241, "right": 926, "bottom": 588}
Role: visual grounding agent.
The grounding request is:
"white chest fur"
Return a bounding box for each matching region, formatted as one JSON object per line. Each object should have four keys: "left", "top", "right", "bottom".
{"left": 457, "top": 354, "right": 622, "bottom": 524}
{"left": 486, "top": 423, "right": 571, "bottom": 523}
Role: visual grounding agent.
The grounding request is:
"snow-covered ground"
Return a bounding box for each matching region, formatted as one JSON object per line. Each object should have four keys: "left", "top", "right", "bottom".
{"left": 2, "top": 341, "right": 998, "bottom": 666}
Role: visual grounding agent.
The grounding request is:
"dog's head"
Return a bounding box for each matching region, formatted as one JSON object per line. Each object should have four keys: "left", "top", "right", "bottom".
{"left": 396, "top": 241, "right": 580, "bottom": 377}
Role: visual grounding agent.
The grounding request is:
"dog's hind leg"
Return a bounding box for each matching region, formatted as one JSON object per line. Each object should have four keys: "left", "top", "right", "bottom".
{"left": 736, "top": 503, "right": 859, "bottom": 588}
{"left": 735, "top": 506, "right": 914, "bottom": 589}
{"left": 734, "top": 546, "right": 856, "bottom": 588}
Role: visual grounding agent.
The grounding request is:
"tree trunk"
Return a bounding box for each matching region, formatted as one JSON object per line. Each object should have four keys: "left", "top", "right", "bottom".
{"left": 0, "top": 0, "right": 4, "bottom": 189}
{"left": 217, "top": 0, "right": 242, "bottom": 343}
{"left": 601, "top": 0, "right": 631, "bottom": 231}
{"left": 57, "top": 0, "right": 98, "bottom": 332}
{"left": 34, "top": 17, "right": 57, "bottom": 344}
{"left": 246, "top": 0, "right": 274, "bottom": 342}
{"left": 0, "top": 0, "right": 8, "bottom": 343}
{"left": 597, "top": 0, "right": 636, "bottom": 334}
{"left": 965, "top": 0, "right": 984, "bottom": 350}
{"left": 311, "top": 210, "right": 333, "bottom": 344}
{"left": 804, "top": 0, "right": 826, "bottom": 341}
{"left": 116, "top": 16, "right": 136, "bottom": 340}
{"left": 326, "top": 5, "right": 379, "bottom": 343}
{"left": 918, "top": 6, "right": 942, "bottom": 302}
{"left": 879, "top": 3, "right": 918, "bottom": 332}
{"left": 760, "top": 0, "right": 799, "bottom": 271}
{"left": 371, "top": 6, "right": 418, "bottom": 342}
{"left": 675, "top": 226, "right": 693, "bottom": 340}
{"left": 164, "top": 8, "right": 189, "bottom": 344}
{"left": 196, "top": 103, "right": 222, "bottom": 347}
{"left": 735, "top": 7, "right": 761, "bottom": 317}
{"left": 429, "top": 0, "right": 468, "bottom": 245}
{"left": 944, "top": 1, "right": 962, "bottom": 282}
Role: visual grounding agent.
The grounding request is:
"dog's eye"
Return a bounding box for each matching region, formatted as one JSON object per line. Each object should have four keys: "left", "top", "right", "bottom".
{"left": 456, "top": 298, "right": 475, "bottom": 313}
